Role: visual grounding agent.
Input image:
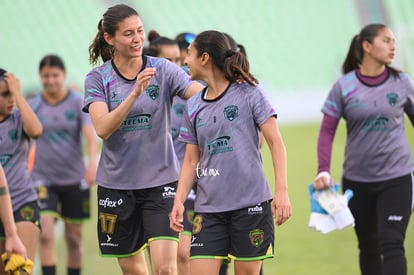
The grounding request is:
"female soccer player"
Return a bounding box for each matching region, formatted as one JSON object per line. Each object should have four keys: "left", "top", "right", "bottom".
{"left": 0, "top": 164, "right": 27, "bottom": 265}
{"left": 84, "top": 4, "right": 203, "bottom": 275}
{"left": 29, "top": 55, "right": 98, "bottom": 275}
{"left": 0, "top": 68, "right": 42, "bottom": 270}
{"left": 145, "top": 30, "right": 194, "bottom": 275}
{"left": 170, "top": 30, "right": 291, "bottom": 275}
{"left": 314, "top": 24, "right": 414, "bottom": 275}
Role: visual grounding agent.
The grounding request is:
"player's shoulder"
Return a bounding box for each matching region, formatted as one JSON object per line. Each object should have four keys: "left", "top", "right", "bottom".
{"left": 336, "top": 70, "right": 357, "bottom": 85}
{"left": 27, "top": 93, "right": 43, "bottom": 110}
{"left": 86, "top": 60, "right": 113, "bottom": 78}
{"left": 145, "top": 55, "right": 170, "bottom": 69}
{"left": 231, "top": 82, "right": 266, "bottom": 101}
{"left": 67, "top": 90, "right": 84, "bottom": 103}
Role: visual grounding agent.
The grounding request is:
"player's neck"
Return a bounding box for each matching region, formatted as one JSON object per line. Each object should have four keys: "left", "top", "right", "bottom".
{"left": 113, "top": 55, "right": 143, "bottom": 80}
{"left": 359, "top": 60, "right": 386, "bottom": 77}
{"left": 42, "top": 88, "right": 68, "bottom": 105}
{"left": 204, "top": 80, "right": 230, "bottom": 100}
{"left": 203, "top": 69, "right": 229, "bottom": 99}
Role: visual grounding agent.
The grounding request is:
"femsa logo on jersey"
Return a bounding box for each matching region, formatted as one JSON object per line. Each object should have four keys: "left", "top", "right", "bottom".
{"left": 146, "top": 85, "right": 160, "bottom": 100}
{"left": 44, "top": 131, "right": 68, "bottom": 144}
{"left": 206, "top": 136, "right": 233, "bottom": 155}
{"left": 362, "top": 116, "right": 389, "bottom": 132}
{"left": 122, "top": 114, "right": 152, "bottom": 131}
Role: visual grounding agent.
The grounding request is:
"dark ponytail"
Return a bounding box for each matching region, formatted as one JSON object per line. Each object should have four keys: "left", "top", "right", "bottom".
{"left": 145, "top": 30, "right": 178, "bottom": 57}
{"left": 194, "top": 31, "right": 257, "bottom": 85}
{"left": 88, "top": 4, "right": 139, "bottom": 65}
{"left": 342, "top": 35, "right": 362, "bottom": 74}
{"left": 342, "top": 24, "right": 401, "bottom": 78}
{"left": 88, "top": 19, "right": 113, "bottom": 65}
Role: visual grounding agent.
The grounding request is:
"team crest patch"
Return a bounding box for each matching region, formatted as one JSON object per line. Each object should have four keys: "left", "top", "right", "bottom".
{"left": 8, "top": 129, "right": 18, "bottom": 142}
{"left": 186, "top": 209, "right": 195, "bottom": 225}
{"left": 386, "top": 92, "right": 398, "bottom": 106}
{"left": 0, "top": 155, "right": 12, "bottom": 166}
{"left": 64, "top": 110, "right": 76, "bottom": 121}
{"left": 146, "top": 84, "right": 160, "bottom": 100}
{"left": 173, "top": 103, "right": 185, "bottom": 116}
{"left": 83, "top": 199, "right": 90, "bottom": 215}
{"left": 224, "top": 105, "right": 239, "bottom": 121}
{"left": 20, "top": 206, "right": 35, "bottom": 221}
{"left": 249, "top": 228, "right": 264, "bottom": 247}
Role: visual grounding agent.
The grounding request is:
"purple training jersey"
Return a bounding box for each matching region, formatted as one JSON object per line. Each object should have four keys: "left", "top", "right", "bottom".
{"left": 29, "top": 91, "right": 91, "bottom": 186}
{"left": 322, "top": 70, "right": 414, "bottom": 182}
{"left": 0, "top": 111, "right": 37, "bottom": 210}
{"left": 179, "top": 82, "right": 275, "bottom": 212}
{"left": 83, "top": 56, "right": 193, "bottom": 190}
{"left": 171, "top": 96, "right": 186, "bottom": 164}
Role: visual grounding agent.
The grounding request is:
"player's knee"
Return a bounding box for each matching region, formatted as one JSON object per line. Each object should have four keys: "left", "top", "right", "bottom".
{"left": 177, "top": 247, "right": 190, "bottom": 263}
{"left": 152, "top": 262, "right": 176, "bottom": 275}
{"left": 40, "top": 230, "right": 54, "bottom": 245}
{"left": 65, "top": 233, "right": 81, "bottom": 251}
{"left": 379, "top": 226, "right": 405, "bottom": 254}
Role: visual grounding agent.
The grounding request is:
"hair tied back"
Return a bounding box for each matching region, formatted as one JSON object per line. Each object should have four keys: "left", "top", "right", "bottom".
{"left": 225, "top": 50, "right": 235, "bottom": 58}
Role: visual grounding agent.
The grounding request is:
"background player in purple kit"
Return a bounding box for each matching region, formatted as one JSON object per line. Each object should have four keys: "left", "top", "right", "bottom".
{"left": 0, "top": 165, "right": 27, "bottom": 263}
{"left": 83, "top": 4, "right": 203, "bottom": 275}
{"left": 314, "top": 24, "right": 414, "bottom": 275}
{"left": 145, "top": 30, "right": 195, "bottom": 275}
{"left": 170, "top": 30, "right": 291, "bottom": 275}
{"left": 0, "top": 165, "right": 27, "bottom": 273}
{"left": 175, "top": 32, "right": 195, "bottom": 67}
{"left": 29, "top": 55, "right": 98, "bottom": 275}
{"left": 0, "top": 68, "right": 43, "bottom": 271}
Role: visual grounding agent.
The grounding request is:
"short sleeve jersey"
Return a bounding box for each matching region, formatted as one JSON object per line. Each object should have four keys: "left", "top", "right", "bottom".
{"left": 29, "top": 91, "right": 91, "bottom": 186}
{"left": 179, "top": 82, "right": 275, "bottom": 212}
{"left": 83, "top": 56, "right": 193, "bottom": 190}
{"left": 0, "top": 111, "right": 37, "bottom": 210}
{"left": 171, "top": 96, "right": 186, "bottom": 163}
{"left": 322, "top": 70, "right": 414, "bottom": 182}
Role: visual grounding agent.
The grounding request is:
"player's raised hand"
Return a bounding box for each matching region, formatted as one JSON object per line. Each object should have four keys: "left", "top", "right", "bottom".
{"left": 132, "top": 68, "right": 156, "bottom": 97}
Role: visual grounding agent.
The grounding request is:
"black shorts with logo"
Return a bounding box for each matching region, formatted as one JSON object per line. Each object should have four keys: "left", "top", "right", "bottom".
{"left": 97, "top": 182, "right": 179, "bottom": 257}
{"left": 36, "top": 182, "right": 90, "bottom": 223}
{"left": 190, "top": 200, "right": 275, "bottom": 262}
{"left": 0, "top": 201, "right": 41, "bottom": 239}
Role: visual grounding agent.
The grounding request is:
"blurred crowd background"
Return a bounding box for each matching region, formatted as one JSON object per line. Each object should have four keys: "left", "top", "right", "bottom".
{"left": 2, "top": 0, "right": 413, "bottom": 124}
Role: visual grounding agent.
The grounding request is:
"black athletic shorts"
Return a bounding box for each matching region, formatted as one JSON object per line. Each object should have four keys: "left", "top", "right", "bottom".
{"left": 0, "top": 201, "right": 41, "bottom": 239}
{"left": 36, "top": 183, "right": 90, "bottom": 223}
{"left": 97, "top": 182, "right": 179, "bottom": 257}
{"left": 190, "top": 200, "right": 275, "bottom": 262}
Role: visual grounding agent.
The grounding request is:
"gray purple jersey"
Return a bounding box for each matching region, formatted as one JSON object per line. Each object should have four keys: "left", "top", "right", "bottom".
{"left": 322, "top": 70, "right": 414, "bottom": 181}
{"left": 179, "top": 82, "right": 275, "bottom": 212}
{"left": 29, "top": 91, "right": 91, "bottom": 186}
{"left": 0, "top": 111, "right": 37, "bottom": 210}
{"left": 83, "top": 56, "right": 193, "bottom": 190}
{"left": 171, "top": 96, "right": 186, "bottom": 163}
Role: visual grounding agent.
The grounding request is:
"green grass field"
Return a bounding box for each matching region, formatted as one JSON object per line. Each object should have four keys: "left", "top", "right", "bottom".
{"left": 54, "top": 121, "right": 414, "bottom": 275}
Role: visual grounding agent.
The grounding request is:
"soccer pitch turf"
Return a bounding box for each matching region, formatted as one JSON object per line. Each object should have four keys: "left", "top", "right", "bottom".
{"left": 53, "top": 121, "right": 414, "bottom": 275}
